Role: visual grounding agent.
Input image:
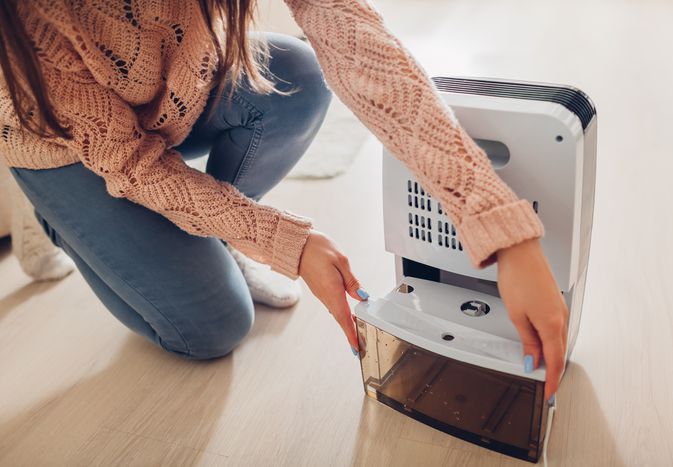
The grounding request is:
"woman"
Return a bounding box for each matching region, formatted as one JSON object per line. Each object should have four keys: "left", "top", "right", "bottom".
{"left": 0, "top": 0, "right": 567, "bottom": 401}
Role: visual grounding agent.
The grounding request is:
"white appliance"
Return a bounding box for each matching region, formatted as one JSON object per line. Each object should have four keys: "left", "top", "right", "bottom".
{"left": 354, "top": 76, "right": 597, "bottom": 463}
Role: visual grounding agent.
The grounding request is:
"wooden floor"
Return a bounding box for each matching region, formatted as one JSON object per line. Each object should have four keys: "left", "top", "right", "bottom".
{"left": 1, "top": 1, "right": 672, "bottom": 466}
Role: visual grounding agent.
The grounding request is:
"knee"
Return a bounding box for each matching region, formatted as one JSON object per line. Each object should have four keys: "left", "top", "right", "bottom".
{"left": 160, "top": 293, "right": 255, "bottom": 360}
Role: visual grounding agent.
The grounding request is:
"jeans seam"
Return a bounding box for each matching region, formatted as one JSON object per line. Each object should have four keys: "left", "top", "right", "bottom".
{"left": 230, "top": 91, "right": 262, "bottom": 117}
{"left": 232, "top": 120, "right": 264, "bottom": 187}
{"left": 11, "top": 168, "right": 193, "bottom": 356}
{"left": 225, "top": 92, "right": 265, "bottom": 187}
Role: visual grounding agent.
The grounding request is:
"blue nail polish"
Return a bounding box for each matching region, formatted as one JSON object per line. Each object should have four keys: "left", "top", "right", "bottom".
{"left": 351, "top": 346, "right": 359, "bottom": 356}
{"left": 548, "top": 394, "right": 556, "bottom": 406}
{"left": 356, "top": 288, "right": 369, "bottom": 300}
{"left": 523, "top": 355, "right": 534, "bottom": 373}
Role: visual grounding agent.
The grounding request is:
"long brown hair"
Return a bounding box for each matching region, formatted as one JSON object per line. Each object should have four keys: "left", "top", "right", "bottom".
{"left": 0, "top": 0, "right": 271, "bottom": 140}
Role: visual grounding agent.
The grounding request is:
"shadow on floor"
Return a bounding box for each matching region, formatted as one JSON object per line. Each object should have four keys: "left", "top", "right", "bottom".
{"left": 0, "top": 288, "right": 301, "bottom": 465}
{"left": 0, "top": 279, "right": 61, "bottom": 320}
{"left": 0, "top": 335, "right": 234, "bottom": 465}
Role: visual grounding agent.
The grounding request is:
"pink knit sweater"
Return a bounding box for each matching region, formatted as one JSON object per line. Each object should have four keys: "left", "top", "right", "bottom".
{"left": 0, "top": 0, "right": 543, "bottom": 278}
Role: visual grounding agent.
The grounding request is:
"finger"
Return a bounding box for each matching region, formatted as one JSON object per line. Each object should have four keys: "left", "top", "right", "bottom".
{"left": 334, "top": 254, "right": 368, "bottom": 302}
{"left": 540, "top": 334, "right": 566, "bottom": 401}
{"left": 510, "top": 314, "right": 543, "bottom": 370}
{"left": 329, "top": 293, "right": 360, "bottom": 351}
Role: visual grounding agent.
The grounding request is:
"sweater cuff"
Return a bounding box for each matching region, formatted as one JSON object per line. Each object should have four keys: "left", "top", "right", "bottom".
{"left": 269, "top": 211, "right": 313, "bottom": 279}
{"left": 458, "top": 200, "right": 544, "bottom": 269}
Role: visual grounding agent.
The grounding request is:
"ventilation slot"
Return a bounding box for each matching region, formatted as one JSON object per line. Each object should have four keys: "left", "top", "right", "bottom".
{"left": 406, "top": 179, "right": 463, "bottom": 250}
{"left": 408, "top": 211, "right": 433, "bottom": 244}
{"left": 407, "top": 178, "right": 432, "bottom": 213}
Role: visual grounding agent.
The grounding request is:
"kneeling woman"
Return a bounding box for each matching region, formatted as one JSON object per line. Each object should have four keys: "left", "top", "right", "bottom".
{"left": 0, "top": 0, "right": 566, "bottom": 401}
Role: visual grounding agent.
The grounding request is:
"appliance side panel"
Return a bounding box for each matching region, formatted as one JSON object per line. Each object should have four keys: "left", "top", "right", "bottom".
{"left": 567, "top": 117, "right": 598, "bottom": 356}
{"left": 382, "top": 95, "right": 584, "bottom": 290}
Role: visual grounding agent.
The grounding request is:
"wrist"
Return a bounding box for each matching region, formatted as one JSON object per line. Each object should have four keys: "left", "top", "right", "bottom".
{"left": 298, "top": 229, "right": 316, "bottom": 277}
{"left": 497, "top": 238, "right": 541, "bottom": 262}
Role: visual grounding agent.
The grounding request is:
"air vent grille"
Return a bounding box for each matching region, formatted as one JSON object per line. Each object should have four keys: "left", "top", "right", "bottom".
{"left": 407, "top": 179, "right": 461, "bottom": 250}
{"left": 407, "top": 180, "right": 432, "bottom": 212}
{"left": 406, "top": 179, "right": 539, "bottom": 250}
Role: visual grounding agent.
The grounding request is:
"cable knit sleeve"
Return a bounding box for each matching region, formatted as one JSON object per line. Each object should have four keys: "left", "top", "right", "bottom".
{"left": 284, "top": 0, "right": 544, "bottom": 268}
{"left": 40, "top": 65, "right": 311, "bottom": 278}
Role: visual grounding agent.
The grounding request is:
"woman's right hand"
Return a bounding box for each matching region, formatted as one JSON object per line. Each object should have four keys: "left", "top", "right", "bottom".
{"left": 298, "top": 230, "right": 368, "bottom": 353}
{"left": 496, "top": 238, "right": 569, "bottom": 402}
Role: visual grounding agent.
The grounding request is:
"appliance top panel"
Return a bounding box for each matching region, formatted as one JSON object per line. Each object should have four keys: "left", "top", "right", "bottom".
{"left": 355, "top": 276, "right": 546, "bottom": 381}
{"left": 432, "top": 76, "right": 596, "bottom": 130}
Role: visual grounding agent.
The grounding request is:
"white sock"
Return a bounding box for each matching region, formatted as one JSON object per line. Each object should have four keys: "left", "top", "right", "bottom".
{"left": 8, "top": 169, "right": 75, "bottom": 282}
{"left": 227, "top": 245, "right": 302, "bottom": 309}
{"left": 19, "top": 248, "right": 75, "bottom": 282}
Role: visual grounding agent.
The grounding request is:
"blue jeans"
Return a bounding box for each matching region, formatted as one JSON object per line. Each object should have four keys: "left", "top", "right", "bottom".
{"left": 10, "top": 33, "right": 332, "bottom": 359}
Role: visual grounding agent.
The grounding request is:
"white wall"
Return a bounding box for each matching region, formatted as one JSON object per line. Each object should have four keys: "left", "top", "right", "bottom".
{"left": 255, "top": 1, "right": 302, "bottom": 36}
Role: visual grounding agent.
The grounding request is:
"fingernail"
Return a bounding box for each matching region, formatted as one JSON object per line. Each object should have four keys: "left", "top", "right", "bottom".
{"left": 548, "top": 394, "right": 556, "bottom": 406}
{"left": 356, "top": 288, "right": 369, "bottom": 300}
{"left": 351, "top": 346, "right": 359, "bottom": 356}
{"left": 523, "top": 354, "right": 534, "bottom": 373}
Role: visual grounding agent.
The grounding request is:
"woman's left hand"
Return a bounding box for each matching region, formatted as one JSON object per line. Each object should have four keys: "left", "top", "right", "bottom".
{"left": 299, "top": 230, "right": 368, "bottom": 353}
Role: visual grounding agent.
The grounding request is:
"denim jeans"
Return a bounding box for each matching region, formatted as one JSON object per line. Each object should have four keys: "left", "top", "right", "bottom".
{"left": 10, "top": 33, "right": 332, "bottom": 359}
